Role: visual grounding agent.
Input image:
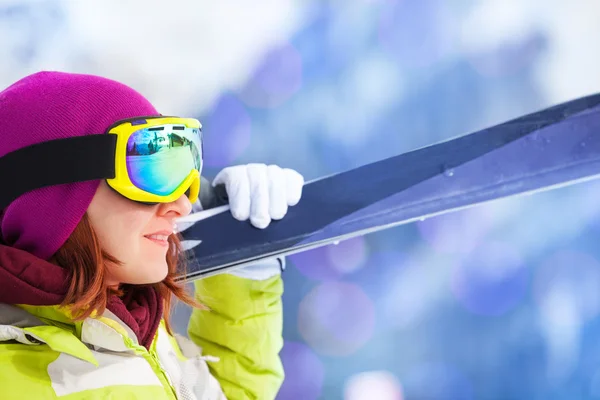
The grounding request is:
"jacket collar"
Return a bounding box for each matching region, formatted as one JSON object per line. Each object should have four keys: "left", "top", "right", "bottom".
{"left": 0, "top": 303, "right": 148, "bottom": 364}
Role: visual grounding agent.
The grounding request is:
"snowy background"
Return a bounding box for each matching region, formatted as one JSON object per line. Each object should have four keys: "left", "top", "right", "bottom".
{"left": 3, "top": 0, "right": 600, "bottom": 398}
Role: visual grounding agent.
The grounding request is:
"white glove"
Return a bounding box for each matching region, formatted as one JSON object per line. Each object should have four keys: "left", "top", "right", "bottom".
{"left": 178, "top": 164, "right": 303, "bottom": 280}
{"left": 216, "top": 164, "right": 302, "bottom": 280}
{"left": 213, "top": 163, "right": 304, "bottom": 229}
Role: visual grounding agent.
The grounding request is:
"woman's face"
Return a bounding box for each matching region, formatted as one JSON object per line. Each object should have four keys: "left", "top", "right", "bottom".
{"left": 86, "top": 182, "right": 192, "bottom": 286}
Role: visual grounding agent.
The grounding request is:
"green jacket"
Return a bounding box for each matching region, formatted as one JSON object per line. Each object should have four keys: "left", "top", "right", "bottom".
{"left": 0, "top": 273, "right": 284, "bottom": 399}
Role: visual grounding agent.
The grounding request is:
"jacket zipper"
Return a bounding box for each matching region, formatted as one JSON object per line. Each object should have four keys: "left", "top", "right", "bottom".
{"left": 132, "top": 343, "right": 178, "bottom": 399}
{"left": 150, "top": 351, "right": 178, "bottom": 399}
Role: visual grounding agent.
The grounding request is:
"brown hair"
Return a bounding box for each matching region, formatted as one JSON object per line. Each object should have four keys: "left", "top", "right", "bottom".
{"left": 51, "top": 213, "right": 202, "bottom": 334}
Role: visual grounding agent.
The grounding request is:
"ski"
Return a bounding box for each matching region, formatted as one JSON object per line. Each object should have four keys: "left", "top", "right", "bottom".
{"left": 177, "top": 93, "right": 600, "bottom": 281}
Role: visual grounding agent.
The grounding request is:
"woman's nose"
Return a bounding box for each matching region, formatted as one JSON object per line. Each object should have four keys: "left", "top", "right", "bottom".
{"left": 158, "top": 194, "right": 193, "bottom": 218}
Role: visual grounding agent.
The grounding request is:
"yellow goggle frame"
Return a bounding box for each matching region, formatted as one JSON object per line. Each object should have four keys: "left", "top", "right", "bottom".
{"left": 105, "top": 116, "right": 202, "bottom": 204}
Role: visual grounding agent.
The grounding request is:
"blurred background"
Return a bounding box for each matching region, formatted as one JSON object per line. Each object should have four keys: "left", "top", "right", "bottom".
{"left": 2, "top": 0, "right": 600, "bottom": 398}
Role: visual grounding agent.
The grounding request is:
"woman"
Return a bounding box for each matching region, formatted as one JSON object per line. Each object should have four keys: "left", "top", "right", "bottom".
{"left": 0, "top": 71, "right": 303, "bottom": 399}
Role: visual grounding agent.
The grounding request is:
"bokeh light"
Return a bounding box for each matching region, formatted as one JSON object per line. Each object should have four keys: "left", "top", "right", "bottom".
{"left": 378, "top": 0, "right": 456, "bottom": 68}
{"left": 276, "top": 341, "right": 325, "bottom": 400}
{"left": 326, "top": 236, "right": 369, "bottom": 274}
{"left": 417, "top": 202, "right": 502, "bottom": 255}
{"left": 289, "top": 236, "right": 369, "bottom": 281}
{"left": 202, "top": 94, "right": 252, "bottom": 168}
{"left": 459, "top": 0, "right": 546, "bottom": 77}
{"left": 298, "top": 281, "right": 376, "bottom": 356}
{"left": 325, "top": 2, "right": 373, "bottom": 68}
{"left": 379, "top": 250, "right": 445, "bottom": 331}
{"left": 344, "top": 370, "right": 404, "bottom": 400}
{"left": 466, "top": 32, "right": 545, "bottom": 78}
{"left": 332, "top": 51, "right": 405, "bottom": 147}
{"left": 289, "top": 245, "right": 340, "bottom": 281}
{"left": 533, "top": 250, "right": 600, "bottom": 324}
{"left": 237, "top": 42, "right": 303, "bottom": 109}
{"left": 401, "top": 362, "right": 473, "bottom": 400}
{"left": 451, "top": 241, "right": 529, "bottom": 316}
{"left": 532, "top": 250, "right": 600, "bottom": 383}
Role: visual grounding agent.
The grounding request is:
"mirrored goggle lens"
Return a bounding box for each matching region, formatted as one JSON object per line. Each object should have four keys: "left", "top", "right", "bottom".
{"left": 126, "top": 124, "right": 202, "bottom": 196}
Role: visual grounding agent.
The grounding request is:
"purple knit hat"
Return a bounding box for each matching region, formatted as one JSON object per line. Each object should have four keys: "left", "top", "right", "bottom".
{"left": 0, "top": 71, "right": 160, "bottom": 260}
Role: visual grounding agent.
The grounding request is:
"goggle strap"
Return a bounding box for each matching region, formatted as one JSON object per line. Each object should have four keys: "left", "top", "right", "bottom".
{"left": 0, "top": 135, "right": 117, "bottom": 209}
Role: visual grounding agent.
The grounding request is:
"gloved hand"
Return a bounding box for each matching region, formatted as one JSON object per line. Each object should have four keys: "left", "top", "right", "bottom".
{"left": 212, "top": 163, "right": 304, "bottom": 229}
{"left": 178, "top": 164, "right": 303, "bottom": 280}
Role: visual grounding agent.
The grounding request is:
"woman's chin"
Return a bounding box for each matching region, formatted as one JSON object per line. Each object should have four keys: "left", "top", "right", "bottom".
{"left": 130, "top": 262, "right": 169, "bottom": 285}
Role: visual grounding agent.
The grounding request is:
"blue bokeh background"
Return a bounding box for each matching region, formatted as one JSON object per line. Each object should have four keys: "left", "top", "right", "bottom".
{"left": 3, "top": 1, "right": 600, "bottom": 398}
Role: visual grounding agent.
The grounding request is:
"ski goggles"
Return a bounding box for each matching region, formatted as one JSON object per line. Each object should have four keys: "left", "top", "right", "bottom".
{"left": 0, "top": 116, "right": 203, "bottom": 209}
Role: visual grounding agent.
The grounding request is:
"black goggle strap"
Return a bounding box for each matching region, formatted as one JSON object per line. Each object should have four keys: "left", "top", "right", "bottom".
{"left": 0, "top": 134, "right": 117, "bottom": 210}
